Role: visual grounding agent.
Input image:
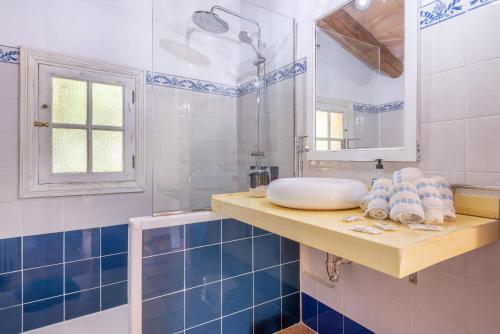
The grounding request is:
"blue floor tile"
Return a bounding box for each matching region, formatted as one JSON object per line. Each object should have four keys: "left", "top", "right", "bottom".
{"left": 101, "top": 253, "right": 127, "bottom": 285}
{"left": 223, "top": 309, "right": 253, "bottom": 334}
{"left": 0, "top": 271, "right": 21, "bottom": 309}
{"left": 222, "top": 238, "right": 252, "bottom": 279}
{"left": 185, "top": 281, "right": 221, "bottom": 328}
{"left": 318, "top": 302, "right": 343, "bottom": 334}
{"left": 65, "top": 258, "right": 100, "bottom": 293}
{"left": 254, "top": 298, "right": 281, "bottom": 334}
{"left": 142, "top": 291, "right": 184, "bottom": 334}
{"left": 186, "top": 244, "right": 221, "bottom": 288}
{"left": 281, "top": 238, "right": 300, "bottom": 263}
{"left": 282, "top": 292, "right": 300, "bottom": 329}
{"left": 102, "top": 281, "right": 128, "bottom": 310}
{"left": 254, "top": 266, "right": 280, "bottom": 305}
{"left": 186, "top": 319, "right": 221, "bottom": 334}
{"left": 23, "top": 296, "right": 64, "bottom": 332}
{"left": 281, "top": 261, "right": 300, "bottom": 296}
{"left": 0, "top": 306, "right": 22, "bottom": 334}
{"left": 65, "top": 228, "right": 100, "bottom": 262}
{"left": 101, "top": 224, "right": 128, "bottom": 255}
{"left": 344, "top": 316, "right": 374, "bottom": 334}
{"left": 65, "top": 288, "right": 100, "bottom": 320}
{"left": 23, "top": 233, "right": 63, "bottom": 269}
{"left": 142, "top": 251, "right": 184, "bottom": 300}
{"left": 142, "top": 225, "right": 184, "bottom": 257}
{"left": 23, "top": 264, "right": 63, "bottom": 303}
{"left": 0, "top": 237, "right": 21, "bottom": 274}
{"left": 254, "top": 234, "right": 280, "bottom": 271}
{"left": 222, "top": 218, "right": 252, "bottom": 242}
{"left": 185, "top": 220, "right": 221, "bottom": 248}
{"left": 222, "top": 273, "right": 253, "bottom": 315}
{"left": 302, "top": 293, "right": 318, "bottom": 332}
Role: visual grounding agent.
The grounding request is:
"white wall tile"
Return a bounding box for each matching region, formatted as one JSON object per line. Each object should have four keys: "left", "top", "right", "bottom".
{"left": 421, "top": 15, "right": 466, "bottom": 75}
{"left": 0, "top": 98, "right": 19, "bottom": 134}
{"left": 0, "top": 168, "right": 18, "bottom": 203}
{"left": 421, "top": 68, "right": 467, "bottom": 123}
{"left": 342, "top": 279, "right": 375, "bottom": 331}
{"left": 0, "top": 134, "right": 18, "bottom": 168}
{"left": 0, "top": 63, "right": 19, "bottom": 98}
{"left": 414, "top": 311, "right": 466, "bottom": 334}
{"left": 467, "top": 116, "right": 500, "bottom": 173}
{"left": 100, "top": 193, "right": 151, "bottom": 227}
{"left": 0, "top": 202, "right": 22, "bottom": 239}
{"left": 373, "top": 294, "right": 413, "bottom": 334}
{"left": 466, "top": 241, "right": 500, "bottom": 289}
{"left": 466, "top": 172, "right": 500, "bottom": 187}
{"left": 372, "top": 270, "right": 415, "bottom": 306}
{"left": 466, "top": 3, "right": 500, "bottom": 64}
{"left": 22, "top": 198, "right": 65, "bottom": 235}
{"left": 63, "top": 196, "right": 102, "bottom": 231}
{"left": 467, "top": 58, "right": 500, "bottom": 118}
{"left": 466, "top": 282, "right": 500, "bottom": 334}
{"left": 420, "top": 120, "right": 466, "bottom": 172}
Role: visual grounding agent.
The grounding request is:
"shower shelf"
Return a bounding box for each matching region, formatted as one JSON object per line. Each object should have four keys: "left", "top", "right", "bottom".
{"left": 211, "top": 192, "right": 500, "bottom": 279}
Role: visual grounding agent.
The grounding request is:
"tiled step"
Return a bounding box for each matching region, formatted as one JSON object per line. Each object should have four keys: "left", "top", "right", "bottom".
{"left": 278, "top": 324, "right": 316, "bottom": 334}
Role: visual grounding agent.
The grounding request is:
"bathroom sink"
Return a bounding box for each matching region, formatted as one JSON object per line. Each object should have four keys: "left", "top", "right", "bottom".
{"left": 266, "top": 177, "right": 368, "bottom": 210}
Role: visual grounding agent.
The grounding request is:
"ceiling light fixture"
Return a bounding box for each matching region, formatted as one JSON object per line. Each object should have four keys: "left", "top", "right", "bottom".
{"left": 355, "top": 0, "right": 373, "bottom": 10}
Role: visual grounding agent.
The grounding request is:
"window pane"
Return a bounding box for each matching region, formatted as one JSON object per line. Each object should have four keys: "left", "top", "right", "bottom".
{"left": 92, "top": 130, "right": 123, "bottom": 173}
{"left": 316, "top": 111, "right": 328, "bottom": 138}
{"left": 330, "top": 113, "right": 344, "bottom": 139}
{"left": 92, "top": 83, "right": 123, "bottom": 127}
{"left": 52, "top": 77, "right": 87, "bottom": 125}
{"left": 52, "top": 128, "right": 87, "bottom": 173}
{"left": 330, "top": 141, "right": 341, "bottom": 151}
{"left": 316, "top": 140, "right": 329, "bottom": 151}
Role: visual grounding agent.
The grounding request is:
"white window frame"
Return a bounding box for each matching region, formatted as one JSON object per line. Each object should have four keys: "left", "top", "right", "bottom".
{"left": 20, "top": 48, "right": 145, "bottom": 198}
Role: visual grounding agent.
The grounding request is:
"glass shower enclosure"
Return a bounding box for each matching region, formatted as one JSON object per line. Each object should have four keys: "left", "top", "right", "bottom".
{"left": 150, "top": 0, "right": 296, "bottom": 214}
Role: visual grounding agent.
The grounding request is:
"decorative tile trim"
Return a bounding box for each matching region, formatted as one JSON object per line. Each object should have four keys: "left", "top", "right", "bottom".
{"left": 469, "top": 0, "right": 498, "bottom": 10}
{"left": 353, "top": 100, "right": 404, "bottom": 113}
{"left": 420, "top": 0, "right": 465, "bottom": 29}
{"left": 237, "top": 57, "right": 307, "bottom": 97}
{"left": 0, "top": 45, "right": 20, "bottom": 64}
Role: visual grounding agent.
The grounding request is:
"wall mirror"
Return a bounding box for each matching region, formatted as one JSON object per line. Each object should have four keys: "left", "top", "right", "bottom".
{"left": 307, "top": 0, "right": 419, "bottom": 161}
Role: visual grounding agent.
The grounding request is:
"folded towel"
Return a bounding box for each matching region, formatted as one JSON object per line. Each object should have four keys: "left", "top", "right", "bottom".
{"left": 393, "top": 168, "right": 424, "bottom": 185}
{"left": 415, "top": 178, "right": 444, "bottom": 224}
{"left": 389, "top": 182, "right": 425, "bottom": 224}
{"left": 432, "top": 176, "right": 456, "bottom": 221}
{"left": 365, "top": 178, "right": 392, "bottom": 220}
{"left": 359, "top": 194, "right": 372, "bottom": 212}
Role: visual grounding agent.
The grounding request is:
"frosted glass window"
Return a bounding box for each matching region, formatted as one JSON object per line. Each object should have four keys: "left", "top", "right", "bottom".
{"left": 316, "top": 140, "right": 329, "bottom": 151}
{"left": 92, "top": 83, "right": 123, "bottom": 127}
{"left": 52, "top": 77, "right": 87, "bottom": 125}
{"left": 316, "top": 111, "right": 328, "bottom": 138}
{"left": 92, "top": 130, "right": 123, "bottom": 173}
{"left": 52, "top": 128, "right": 87, "bottom": 173}
{"left": 330, "top": 113, "right": 344, "bottom": 139}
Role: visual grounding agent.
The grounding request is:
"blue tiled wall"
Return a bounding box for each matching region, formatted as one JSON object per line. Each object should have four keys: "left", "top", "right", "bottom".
{"left": 0, "top": 224, "right": 129, "bottom": 333}
{"left": 301, "top": 293, "right": 374, "bottom": 334}
{"left": 141, "top": 219, "right": 301, "bottom": 334}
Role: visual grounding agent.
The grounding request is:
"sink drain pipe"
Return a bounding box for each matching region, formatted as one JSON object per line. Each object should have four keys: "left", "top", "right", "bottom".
{"left": 326, "top": 253, "right": 351, "bottom": 283}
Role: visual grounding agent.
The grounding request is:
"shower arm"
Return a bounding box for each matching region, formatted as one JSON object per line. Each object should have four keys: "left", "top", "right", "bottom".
{"left": 210, "top": 5, "right": 262, "bottom": 45}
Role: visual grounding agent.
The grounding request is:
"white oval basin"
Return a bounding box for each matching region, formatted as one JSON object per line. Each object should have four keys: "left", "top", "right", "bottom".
{"left": 267, "top": 177, "right": 368, "bottom": 210}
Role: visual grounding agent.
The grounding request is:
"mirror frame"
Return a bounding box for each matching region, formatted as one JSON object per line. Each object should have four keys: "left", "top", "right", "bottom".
{"left": 306, "top": 0, "right": 420, "bottom": 162}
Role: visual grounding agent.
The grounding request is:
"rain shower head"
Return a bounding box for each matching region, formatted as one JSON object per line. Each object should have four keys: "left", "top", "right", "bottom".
{"left": 192, "top": 10, "right": 229, "bottom": 34}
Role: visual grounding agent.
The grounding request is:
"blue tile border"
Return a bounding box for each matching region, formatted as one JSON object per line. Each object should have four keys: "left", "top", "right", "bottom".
{"left": 420, "top": 0, "right": 497, "bottom": 29}
{"left": 0, "top": 45, "right": 19, "bottom": 64}
{"left": 0, "top": 224, "right": 129, "bottom": 333}
{"left": 352, "top": 100, "right": 405, "bottom": 113}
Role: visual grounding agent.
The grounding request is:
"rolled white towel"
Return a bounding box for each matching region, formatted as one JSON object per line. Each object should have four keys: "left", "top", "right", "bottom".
{"left": 415, "top": 178, "right": 444, "bottom": 224}
{"left": 365, "top": 178, "right": 392, "bottom": 220}
{"left": 389, "top": 182, "right": 425, "bottom": 224}
{"left": 393, "top": 168, "right": 424, "bottom": 185}
{"left": 359, "top": 194, "right": 372, "bottom": 212}
{"left": 432, "top": 176, "right": 456, "bottom": 221}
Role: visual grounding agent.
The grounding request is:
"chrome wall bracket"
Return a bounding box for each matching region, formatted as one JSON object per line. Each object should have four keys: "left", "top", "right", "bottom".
{"left": 326, "top": 253, "right": 351, "bottom": 284}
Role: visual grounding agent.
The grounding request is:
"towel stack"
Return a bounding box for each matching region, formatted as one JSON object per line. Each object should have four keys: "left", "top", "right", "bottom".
{"left": 432, "top": 177, "right": 456, "bottom": 221}
{"left": 415, "top": 178, "right": 444, "bottom": 224}
{"left": 365, "top": 178, "right": 392, "bottom": 220}
{"left": 389, "top": 181, "right": 425, "bottom": 224}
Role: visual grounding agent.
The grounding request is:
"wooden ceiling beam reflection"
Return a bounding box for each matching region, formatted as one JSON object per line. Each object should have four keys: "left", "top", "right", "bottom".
{"left": 318, "top": 9, "right": 403, "bottom": 78}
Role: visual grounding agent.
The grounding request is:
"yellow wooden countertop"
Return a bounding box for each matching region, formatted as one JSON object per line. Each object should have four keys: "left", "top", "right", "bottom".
{"left": 211, "top": 192, "right": 500, "bottom": 278}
